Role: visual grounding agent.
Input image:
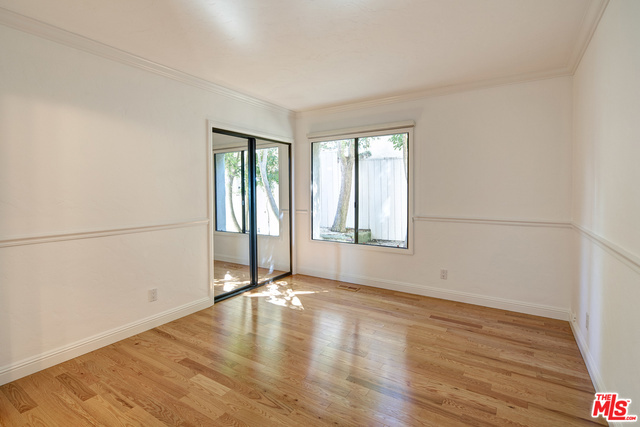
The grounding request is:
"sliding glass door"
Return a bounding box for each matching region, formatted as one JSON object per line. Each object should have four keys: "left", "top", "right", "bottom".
{"left": 256, "top": 138, "right": 291, "bottom": 283}
{"left": 212, "top": 130, "right": 291, "bottom": 301}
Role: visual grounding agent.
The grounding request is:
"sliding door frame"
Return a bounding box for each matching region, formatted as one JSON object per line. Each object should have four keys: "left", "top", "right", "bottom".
{"left": 212, "top": 127, "right": 292, "bottom": 302}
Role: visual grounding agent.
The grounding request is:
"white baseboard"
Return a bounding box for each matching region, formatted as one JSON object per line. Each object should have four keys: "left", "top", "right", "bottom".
{"left": 570, "top": 319, "right": 606, "bottom": 392}
{"left": 214, "top": 254, "right": 247, "bottom": 264}
{"left": 569, "top": 321, "right": 625, "bottom": 426}
{"left": 0, "top": 296, "right": 213, "bottom": 386}
{"left": 297, "top": 267, "right": 570, "bottom": 320}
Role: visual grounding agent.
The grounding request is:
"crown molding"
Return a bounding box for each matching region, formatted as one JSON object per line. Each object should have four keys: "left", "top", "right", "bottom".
{"left": 295, "top": 1, "right": 609, "bottom": 117}
{"left": 0, "top": 7, "right": 293, "bottom": 117}
{"left": 568, "top": 0, "right": 610, "bottom": 74}
{"left": 0, "top": 2, "right": 608, "bottom": 118}
{"left": 296, "top": 67, "right": 572, "bottom": 116}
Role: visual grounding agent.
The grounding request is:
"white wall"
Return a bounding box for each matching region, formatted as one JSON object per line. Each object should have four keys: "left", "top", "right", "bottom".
{"left": 296, "top": 76, "right": 574, "bottom": 319}
{"left": 572, "top": 0, "right": 640, "bottom": 403}
{"left": 0, "top": 23, "right": 294, "bottom": 384}
{"left": 5, "top": 3, "right": 635, "bottom": 403}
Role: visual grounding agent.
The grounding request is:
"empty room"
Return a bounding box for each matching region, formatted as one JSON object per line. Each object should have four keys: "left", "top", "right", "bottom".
{"left": 0, "top": 0, "right": 638, "bottom": 425}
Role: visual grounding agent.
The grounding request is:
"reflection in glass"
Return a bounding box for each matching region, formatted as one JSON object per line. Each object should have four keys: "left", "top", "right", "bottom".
{"left": 213, "top": 133, "right": 250, "bottom": 298}
{"left": 213, "top": 132, "right": 291, "bottom": 300}
{"left": 256, "top": 146, "right": 280, "bottom": 236}
{"left": 257, "top": 140, "right": 290, "bottom": 283}
{"left": 215, "top": 151, "right": 243, "bottom": 232}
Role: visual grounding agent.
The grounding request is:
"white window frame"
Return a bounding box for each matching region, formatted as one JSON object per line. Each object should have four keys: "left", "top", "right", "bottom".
{"left": 308, "top": 121, "right": 415, "bottom": 255}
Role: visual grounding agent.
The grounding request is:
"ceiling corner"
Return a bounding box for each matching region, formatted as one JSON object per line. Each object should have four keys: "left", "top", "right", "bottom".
{"left": 567, "top": 0, "right": 610, "bottom": 75}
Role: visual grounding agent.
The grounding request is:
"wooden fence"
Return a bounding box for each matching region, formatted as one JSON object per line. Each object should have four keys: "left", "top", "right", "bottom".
{"left": 314, "top": 151, "right": 407, "bottom": 241}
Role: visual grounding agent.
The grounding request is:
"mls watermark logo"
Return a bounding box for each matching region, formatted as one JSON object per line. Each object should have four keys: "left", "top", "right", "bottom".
{"left": 592, "top": 393, "right": 637, "bottom": 422}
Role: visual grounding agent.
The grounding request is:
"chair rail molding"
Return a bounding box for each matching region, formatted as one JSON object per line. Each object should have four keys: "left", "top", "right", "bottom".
{"left": 0, "top": 219, "right": 209, "bottom": 248}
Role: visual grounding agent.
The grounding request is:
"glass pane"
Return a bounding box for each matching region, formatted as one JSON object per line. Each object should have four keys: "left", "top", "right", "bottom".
{"left": 256, "top": 140, "right": 290, "bottom": 283}
{"left": 213, "top": 133, "right": 250, "bottom": 298}
{"left": 358, "top": 133, "right": 408, "bottom": 248}
{"left": 256, "top": 146, "right": 280, "bottom": 236}
{"left": 215, "top": 151, "right": 244, "bottom": 233}
{"left": 243, "top": 150, "right": 249, "bottom": 234}
{"left": 312, "top": 139, "right": 356, "bottom": 243}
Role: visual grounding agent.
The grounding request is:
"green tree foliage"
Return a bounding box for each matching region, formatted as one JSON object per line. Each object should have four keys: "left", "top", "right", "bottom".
{"left": 223, "top": 148, "right": 280, "bottom": 232}
{"left": 328, "top": 133, "right": 406, "bottom": 236}
{"left": 223, "top": 152, "right": 242, "bottom": 232}
{"left": 256, "top": 147, "right": 280, "bottom": 218}
{"left": 390, "top": 133, "right": 408, "bottom": 179}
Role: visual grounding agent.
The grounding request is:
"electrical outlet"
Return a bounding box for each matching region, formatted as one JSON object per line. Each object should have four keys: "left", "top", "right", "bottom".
{"left": 148, "top": 288, "right": 158, "bottom": 302}
{"left": 572, "top": 312, "right": 577, "bottom": 323}
{"left": 440, "top": 269, "right": 448, "bottom": 280}
{"left": 586, "top": 312, "right": 589, "bottom": 330}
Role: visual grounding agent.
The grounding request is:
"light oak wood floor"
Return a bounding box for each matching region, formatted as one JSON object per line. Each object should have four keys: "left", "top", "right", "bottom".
{"left": 0, "top": 275, "right": 606, "bottom": 426}
{"left": 214, "top": 260, "right": 286, "bottom": 297}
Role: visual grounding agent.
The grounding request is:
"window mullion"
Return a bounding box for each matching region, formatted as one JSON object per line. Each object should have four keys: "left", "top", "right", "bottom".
{"left": 241, "top": 150, "right": 246, "bottom": 233}
{"left": 311, "top": 129, "right": 411, "bottom": 250}
{"left": 354, "top": 138, "right": 359, "bottom": 245}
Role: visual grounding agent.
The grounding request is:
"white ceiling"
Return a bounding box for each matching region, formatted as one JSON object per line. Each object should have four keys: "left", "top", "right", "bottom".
{"left": 0, "top": 0, "right": 606, "bottom": 111}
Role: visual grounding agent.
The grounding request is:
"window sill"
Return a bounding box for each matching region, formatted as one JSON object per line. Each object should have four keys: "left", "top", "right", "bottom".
{"left": 309, "top": 236, "right": 414, "bottom": 255}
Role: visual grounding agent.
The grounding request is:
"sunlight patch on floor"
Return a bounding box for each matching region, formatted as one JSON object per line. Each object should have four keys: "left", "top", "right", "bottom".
{"left": 244, "top": 281, "right": 327, "bottom": 310}
{"left": 214, "top": 270, "right": 251, "bottom": 292}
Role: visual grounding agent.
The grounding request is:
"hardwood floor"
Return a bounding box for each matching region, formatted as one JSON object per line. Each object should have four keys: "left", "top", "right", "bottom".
{"left": 1, "top": 275, "right": 606, "bottom": 426}
{"left": 214, "top": 260, "right": 286, "bottom": 297}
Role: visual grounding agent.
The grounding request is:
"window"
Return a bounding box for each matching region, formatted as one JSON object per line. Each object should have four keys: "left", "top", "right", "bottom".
{"left": 311, "top": 126, "right": 411, "bottom": 249}
{"left": 215, "top": 147, "right": 280, "bottom": 236}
